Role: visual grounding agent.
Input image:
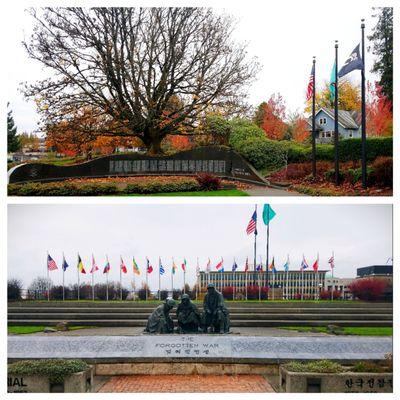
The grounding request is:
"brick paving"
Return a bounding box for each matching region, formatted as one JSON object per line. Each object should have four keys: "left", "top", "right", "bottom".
{"left": 98, "top": 374, "right": 274, "bottom": 393}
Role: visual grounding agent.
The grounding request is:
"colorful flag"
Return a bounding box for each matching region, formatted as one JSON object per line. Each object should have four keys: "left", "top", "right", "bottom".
{"left": 262, "top": 204, "right": 276, "bottom": 226}
{"left": 215, "top": 258, "right": 224, "bottom": 271}
{"left": 120, "top": 256, "right": 127, "bottom": 274}
{"left": 300, "top": 255, "right": 309, "bottom": 271}
{"left": 62, "top": 254, "right": 69, "bottom": 271}
{"left": 206, "top": 258, "right": 211, "bottom": 273}
{"left": 244, "top": 257, "right": 249, "bottom": 272}
{"left": 328, "top": 254, "right": 334, "bottom": 269}
{"left": 306, "top": 63, "right": 315, "bottom": 101}
{"left": 232, "top": 259, "right": 238, "bottom": 272}
{"left": 312, "top": 255, "right": 319, "bottom": 272}
{"left": 329, "top": 61, "right": 336, "bottom": 104}
{"left": 172, "top": 258, "right": 177, "bottom": 275}
{"left": 196, "top": 258, "right": 200, "bottom": 276}
{"left": 103, "top": 257, "right": 110, "bottom": 274}
{"left": 181, "top": 258, "right": 187, "bottom": 272}
{"left": 283, "top": 256, "right": 290, "bottom": 272}
{"left": 159, "top": 257, "right": 165, "bottom": 276}
{"left": 132, "top": 257, "right": 140, "bottom": 275}
{"left": 90, "top": 254, "right": 99, "bottom": 274}
{"left": 246, "top": 210, "right": 257, "bottom": 235}
{"left": 338, "top": 44, "right": 363, "bottom": 78}
{"left": 47, "top": 253, "right": 58, "bottom": 271}
{"left": 256, "top": 261, "right": 263, "bottom": 272}
{"left": 269, "top": 257, "right": 277, "bottom": 273}
{"left": 77, "top": 254, "right": 86, "bottom": 274}
{"left": 146, "top": 257, "right": 153, "bottom": 274}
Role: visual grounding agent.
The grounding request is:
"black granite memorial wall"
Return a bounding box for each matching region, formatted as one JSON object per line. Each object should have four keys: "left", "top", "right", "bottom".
{"left": 8, "top": 146, "right": 268, "bottom": 186}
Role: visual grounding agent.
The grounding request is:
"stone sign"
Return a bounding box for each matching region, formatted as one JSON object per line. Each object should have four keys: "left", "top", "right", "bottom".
{"left": 8, "top": 146, "right": 268, "bottom": 186}
{"left": 8, "top": 336, "right": 392, "bottom": 364}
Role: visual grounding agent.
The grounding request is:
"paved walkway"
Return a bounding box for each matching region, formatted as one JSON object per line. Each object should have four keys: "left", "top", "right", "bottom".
{"left": 245, "top": 186, "right": 305, "bottom": 196}
{"left": 98, "top": 374, "right": 274, "bottom": 393}
{"left": 24, "top": 326, "right": 328, "bottom": 337}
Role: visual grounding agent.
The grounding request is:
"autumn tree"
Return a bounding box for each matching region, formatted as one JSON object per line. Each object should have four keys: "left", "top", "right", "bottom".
{"left": 23, "top": 8, "right": 259, "bottom": 154}
{"left": 286, "top": 112, "right": 309, "bottom": 143}
{"left": 254, "top": 93, "right": 287, "bottom": 140}
{"left": 305, "top": 79, "right": 360, "bottom": 113}
{"left": 19, "top": 132, "right": 40, "bottom": 151}
{"left": 366, "top": 82, "right": 393, "bottom": 137}
{"left": 368, "top": 7, "right": 393, "bottom": 106}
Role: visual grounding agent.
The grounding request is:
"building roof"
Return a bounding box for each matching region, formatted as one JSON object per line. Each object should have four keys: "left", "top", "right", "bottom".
{"left": 307, "top": 107, "right": 361, "bottom": 130}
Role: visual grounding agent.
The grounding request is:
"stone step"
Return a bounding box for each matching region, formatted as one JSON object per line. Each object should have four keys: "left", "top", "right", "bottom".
{"left": 8, "top": 301, "right": 392, "bottom": 309}
{"left": 8, "top": 312, "right": 393, "bottom": 321}
{"left": 7, "top": 307, "right": 393, "bottom": 314}
{"left": 7, "top": 319, "right": 393, "bottom": 327}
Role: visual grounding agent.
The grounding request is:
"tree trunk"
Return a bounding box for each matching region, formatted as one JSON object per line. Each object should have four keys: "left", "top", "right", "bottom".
{"left": 145, "top": 129, "right": 164, "bottom": 155}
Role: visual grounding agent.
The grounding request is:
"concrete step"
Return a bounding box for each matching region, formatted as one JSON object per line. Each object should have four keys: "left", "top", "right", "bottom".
{"left": 7, "top": 319, "right": 393, "bottom": 327}
{"left": 8, "top": 301, "right": 393, "bottom": 309}
{"left": 7, "top": 307, "right": 393, "bottom": 314}
{"left": 8, "top": 312, "right": 393, "bottom": 321}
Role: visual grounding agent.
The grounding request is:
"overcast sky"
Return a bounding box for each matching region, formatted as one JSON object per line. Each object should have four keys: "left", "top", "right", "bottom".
{"left": 5, "top": 0, "right": 383, "bottom": 135}
{"left": 8, "top": 204, "right": 392, "bottom": 289}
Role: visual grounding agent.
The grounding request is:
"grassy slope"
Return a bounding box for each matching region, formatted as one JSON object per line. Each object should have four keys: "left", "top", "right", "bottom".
{"left": 8, "top": 325, "right": 92, "bottom": 334}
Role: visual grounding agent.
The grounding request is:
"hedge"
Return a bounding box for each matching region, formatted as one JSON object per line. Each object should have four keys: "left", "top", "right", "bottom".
{"left": 8, "top": 359, "right": 89, "bottom": 384}
{"left": 8, "top": 179, "right": 201, "bottom": 196}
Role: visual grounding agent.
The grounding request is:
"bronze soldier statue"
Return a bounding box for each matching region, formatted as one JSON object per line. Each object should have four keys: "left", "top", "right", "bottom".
{"left": 203, "top": 283, "right": 230, "bottom": 333}
{"left": 176, "top": 294, "right": 202, "bottom": 333}
{"left": 145, "top": 298, "right": 176, "bottom": 333}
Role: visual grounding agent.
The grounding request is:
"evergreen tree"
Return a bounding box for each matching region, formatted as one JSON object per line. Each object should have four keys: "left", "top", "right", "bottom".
{"left": 368, "top": 7, "right": 393, "bottom": 107}
{"left": 7, "top": 104, "right": 20, "bottom": 153}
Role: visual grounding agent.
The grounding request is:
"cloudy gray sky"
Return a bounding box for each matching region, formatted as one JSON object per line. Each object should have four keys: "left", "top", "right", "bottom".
{"left": 8, "top": 204, "right": 392, "bottom": 289}
{"left": 5, "top": 0, "right": 382, "bottom": 135}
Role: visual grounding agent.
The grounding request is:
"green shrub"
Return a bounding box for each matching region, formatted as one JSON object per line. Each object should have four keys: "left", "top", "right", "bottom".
{"left": 284, "top": 360, "right": 345, "bottom": 373}
{"left": 8, "top": 359, "right": 89, "bottom": 384}
{"left": 229, "top": 118, "right": 265, "bottom": 150}
{"left": 351, "top": 361, "right": 382, "bottom": 373}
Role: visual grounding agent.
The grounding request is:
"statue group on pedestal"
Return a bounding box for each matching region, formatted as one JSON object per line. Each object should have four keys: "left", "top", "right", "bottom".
{"left": 145, "top": 283, "right": 230, "bottom": 334}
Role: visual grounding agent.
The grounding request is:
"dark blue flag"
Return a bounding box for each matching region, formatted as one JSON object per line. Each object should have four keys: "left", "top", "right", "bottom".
{"left": 338, "top": 44, "right": 364, "bottom": 78}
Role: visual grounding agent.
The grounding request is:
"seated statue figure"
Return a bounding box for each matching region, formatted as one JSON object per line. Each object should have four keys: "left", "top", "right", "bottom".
{"left": 176, "top": 294, "right": 202, "bottom": 333}
{"left": 203, "top": 283, "right": 230, "bottom": 333}
{"left": 145, "top": 298, "right": 176, "bottom": 334}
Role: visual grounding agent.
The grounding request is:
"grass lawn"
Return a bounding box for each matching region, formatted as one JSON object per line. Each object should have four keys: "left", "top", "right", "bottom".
{"left": 8, "top": 325, "right": 91, "bottom": 335}
{"left": 125, "top": 189, "right": 249, "bottom": 196}
{"left": 280, "top": 326, "right": 393, "bottom": 336}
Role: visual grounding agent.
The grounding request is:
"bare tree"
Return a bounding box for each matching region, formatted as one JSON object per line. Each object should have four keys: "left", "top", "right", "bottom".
{"left": 23, "top": 7, "right": 260, "bottom": 154}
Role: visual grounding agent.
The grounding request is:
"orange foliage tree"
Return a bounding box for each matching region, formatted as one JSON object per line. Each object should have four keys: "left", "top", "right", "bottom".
{"left": 254, "top": 93, "right": 287, "bottom": 140}
{"left": 366, "top": 82, "right": 393, "bottom": 137}
{"left": 291, "top": 116, "right": 309, "bottom": 143}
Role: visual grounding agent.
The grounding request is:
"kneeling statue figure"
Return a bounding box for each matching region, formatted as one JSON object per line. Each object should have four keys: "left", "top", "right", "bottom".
{"left": 203, "top": 283, "right": 230, "bottom": 333}
{"left": 176, "top": 294, "right": 202, "bottom": 333}
{"left": 145, "top": 298, "right": 176, "bottom": 333}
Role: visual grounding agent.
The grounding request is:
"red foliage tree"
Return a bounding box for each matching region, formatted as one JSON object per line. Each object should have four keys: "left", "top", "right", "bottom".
{"left": 366, "top": 82, "right": 393, "bottom": 137}
{"left": 348, "top": 278, "right": 387, "bottom": 301}
{"left": 254, "top": 93, "right": 287, "bottom": 140}
{"left": 319, "top": 290, "right": 341, "bottom": 300}
{"left": 292, "top": 117, "right": 309, "bottom": 143}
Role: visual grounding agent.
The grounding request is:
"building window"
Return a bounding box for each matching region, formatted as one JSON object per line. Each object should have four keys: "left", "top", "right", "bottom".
{"left": 349, "top": 132, "right": 353, "bottom": 138}
{"left": 325, "top": 131, "right": 332, "bottom": 138}
{"left": 319, "top": 117, "right": 327, "bottom": 125}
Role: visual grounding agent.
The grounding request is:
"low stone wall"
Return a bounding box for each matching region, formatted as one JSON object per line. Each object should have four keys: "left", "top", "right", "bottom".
{"left": 8, "top": 368, "right": 93, "bottom": 393}
{"left": 95, "top": 362, "right": 278, "bottom": 376}
{"left": 280, "top": 367, "right": 392, "bottom": 393}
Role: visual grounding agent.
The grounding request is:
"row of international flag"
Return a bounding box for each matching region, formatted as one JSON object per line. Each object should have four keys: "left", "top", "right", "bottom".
{"left": 47, "top": 253, "right": 335, "bottom": 275}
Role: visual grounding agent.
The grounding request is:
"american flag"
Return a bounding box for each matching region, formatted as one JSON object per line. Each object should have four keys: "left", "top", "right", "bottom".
{"left": 47, "top": 254, "right": 58, "bottom": 271}
{"left": 246, "top": 210, "right": 257, "bottom": 235}
{"left": 306, "top": 63, "right": 315, "bottom": 101}
{"left": 328, "top": 255, "right": 334, "bottom": 269}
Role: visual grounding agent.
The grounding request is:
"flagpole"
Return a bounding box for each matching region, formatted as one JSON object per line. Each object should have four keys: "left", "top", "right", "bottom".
{"left": 301, "top": 255, "right": 304, "bottom": 301}
{"left": 331, "top": 251, "right": 334, "bottom": 301}
{"left": 62, "top": 252, "right": 65, "bottom": 301}
{"left": 266, "top": 205, "right": 270, "bottom": 300}
{"left": 146, "top": 258, "right": 148, "bottom": 301}
{"left": 171, "top": 258, "right": 174, "bottom": 295}
{"left": 361, "top": 19, "right": 367, "bottom": 188}
{"left": 254, "top": 205, "right": 257, "bottom": 286}
{"left": 133, "top": 266, "right": 136, "bottom": 301}
{"left": 286, "top": 255, "right": 289, "bottom": 300}
{"left": 272, "top": 259, "right": 275, "bottom": 301}
{"left": 312, "top": 56, "right": 317, "bottom": 178}
{"left": 106, "top": 255, "right": 109, "bottom": 302}
{"left": 159, "top": 257, "right": 161, "bottom": 301}
{"left": 196, "top": 257, "right": 199, "bottom": 301}
{"left": 183, "top": 259, "right": 186, "bottom": 294}
{"left": 334, "top": 40, "right": 340, "bottom": 186}
{"left": 77, "top": 253, "right": 80, "bottom": 301}
{"left": 46, "top": 251, "right": 50, "bottom": 301}
{"left": 233, "top": 258, "right": 236, "bottom": 301}
{"left": 92, "top": 255, "right": 95, "bottom": 302}
{"left": 120, "top": 257, "right": 123, "bottom": 301}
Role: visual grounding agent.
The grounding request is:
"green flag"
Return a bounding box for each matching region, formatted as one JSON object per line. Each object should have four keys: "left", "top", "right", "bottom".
{"left": 329, "top": 61, "right": 336, "bottom": 104}
{"left": 262, "top": 204, "right": 276, "bottom": 225}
